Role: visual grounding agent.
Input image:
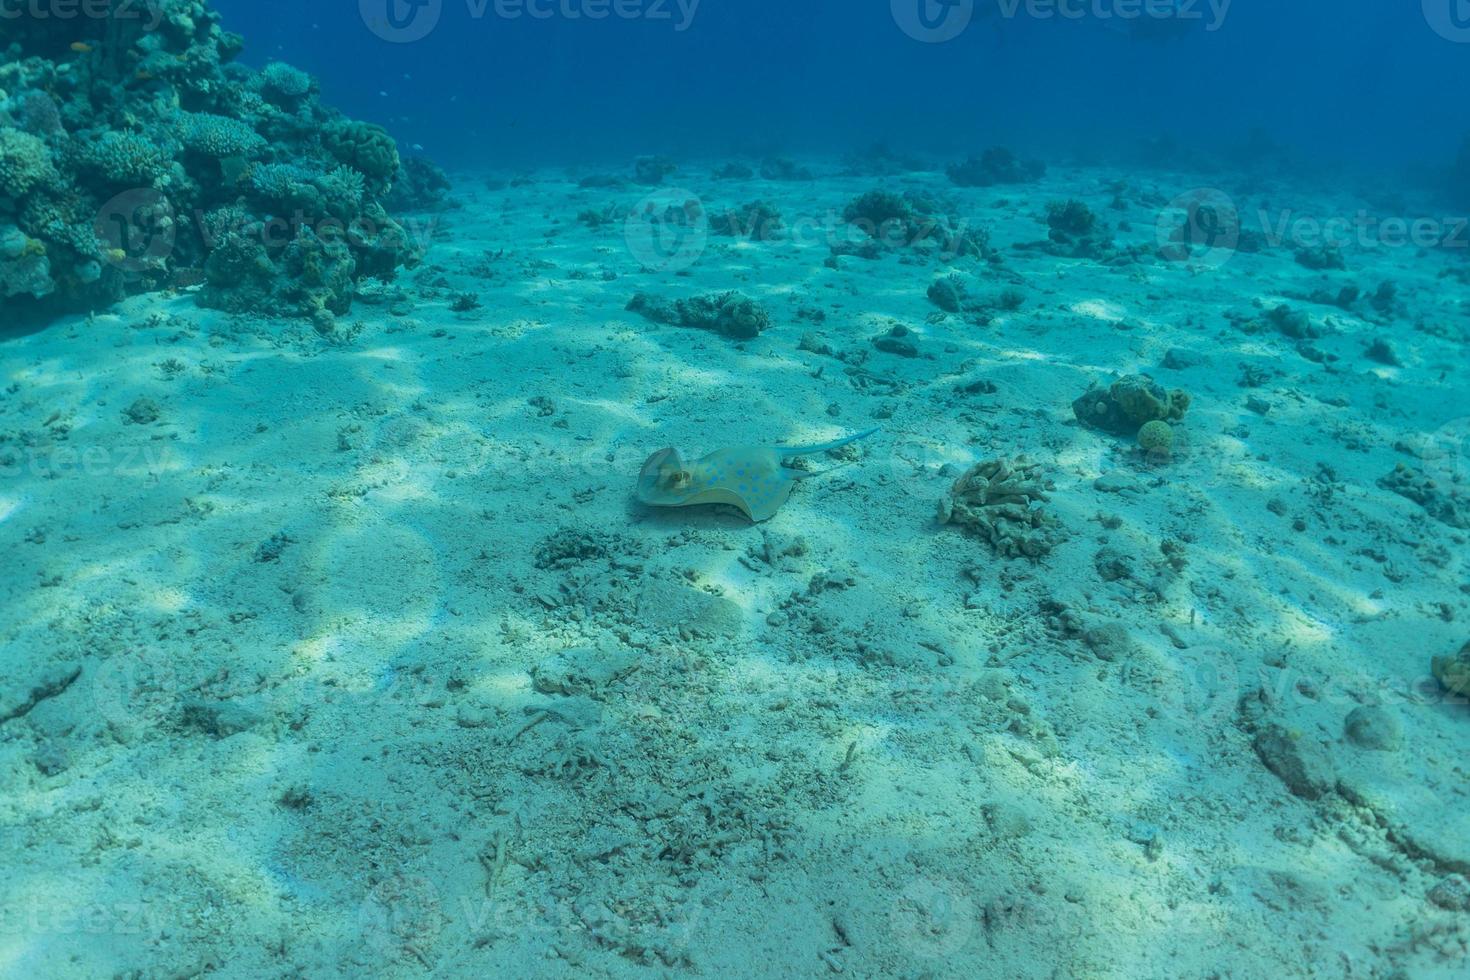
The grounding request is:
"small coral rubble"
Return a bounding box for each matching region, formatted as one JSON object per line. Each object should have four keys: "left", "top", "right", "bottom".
{"left": 1378, "top": 462, "right": 1469, "bottom": 529}
{"left": 938, "top": 456, "right": 1059, "bottom": 558}
{"left": 626, "top": 291, "right": 771, "bottom": 340}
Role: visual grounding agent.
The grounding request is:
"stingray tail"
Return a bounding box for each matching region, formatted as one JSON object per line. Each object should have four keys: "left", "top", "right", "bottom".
{"left": 776, "top": 427, "right": 880, "bottom": 458}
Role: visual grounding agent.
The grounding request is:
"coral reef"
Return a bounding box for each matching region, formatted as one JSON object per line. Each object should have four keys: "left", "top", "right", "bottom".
{"left": 1073, "top": 375, "right": 1191, "bottom": 438}
{"left": 946, "top": 147, "right": 1045, "bottom": 187}
{"left": 938, "top": 457, "right": 1058, "bottom": 558}
{"left": 0, "top": 1, "right": 422, "bottom": 322}
{"left": 626, "top": 291, "right": 771, "bottom": 340}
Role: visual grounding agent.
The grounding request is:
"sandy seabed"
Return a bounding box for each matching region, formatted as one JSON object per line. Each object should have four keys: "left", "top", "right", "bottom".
{"left": 1, "top": 159, "right": 1468, "bottom": 978}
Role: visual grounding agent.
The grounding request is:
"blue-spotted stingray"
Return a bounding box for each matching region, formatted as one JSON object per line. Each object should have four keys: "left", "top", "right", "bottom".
{"left": 637, "top": 429, "right": 878, "bottom": 522}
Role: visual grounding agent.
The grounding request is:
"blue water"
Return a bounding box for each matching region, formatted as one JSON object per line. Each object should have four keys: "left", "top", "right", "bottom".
{"left": 212, "top": 0, "right": 1470, "bottom": 173}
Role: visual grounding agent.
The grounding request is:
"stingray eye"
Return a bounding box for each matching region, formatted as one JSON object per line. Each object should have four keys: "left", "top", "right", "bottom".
{"left": 667, "top": 469, "right": 693, "bottom": 490}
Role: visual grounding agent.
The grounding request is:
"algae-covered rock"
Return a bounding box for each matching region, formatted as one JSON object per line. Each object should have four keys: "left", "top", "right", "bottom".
{"left": 0, "top": 223, "right": 52, "bottom": 299}
{"left": 633, "top": 155, "right": 676, "bottom": 186}
{"left": 627, "top": 291, "right": 771, "bottom": 340}
{"left": 1253, "top": 723, "right": 1335, "bottom": 799}
{"left": 947, "top": 147, "right": 1045, "bottom": 187}
{"left": 840, "top": 189, "right": 989, "bottom": 261}
{"left": 1343, "top": 706, "right": 1403, "bottom": 751}
{"left": 1432, "top": 642, "right": 1470, "bottom": 699}
{"left": 1074, "top": 375, "right": 1191, "bottom": 437}
{"left": 709, "top": 200, "right": 782, "bottom": 240}
{"left": 1378, "top": 463, "right": 1469, "bottom": 529}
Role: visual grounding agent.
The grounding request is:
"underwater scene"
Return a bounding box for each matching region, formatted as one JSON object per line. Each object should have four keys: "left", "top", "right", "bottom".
{"left": 2, "top": 0, "right": 1470, "bottom": 976}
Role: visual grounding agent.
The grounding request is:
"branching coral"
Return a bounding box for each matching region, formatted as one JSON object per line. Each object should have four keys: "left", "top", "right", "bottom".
{"left": 84, "top": 132, "right": 172, "bottom": 185}
{"left": 179, "top": 112, "right": 267, "bottom": 158}
{"left": 258, "top": 62, "right": 313, "bottom": 103}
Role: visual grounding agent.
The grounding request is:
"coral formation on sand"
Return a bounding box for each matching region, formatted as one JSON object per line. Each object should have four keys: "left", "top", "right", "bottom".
{"left": 1432, "top": 641, "right": 1470, "bottom": 699}
{"left": 0, "top": 0, "right": 424, "bottom": 322}
{"left": 1043, "top": 199, "right": 1108, "bottom": 257}
{"left": 938, "top": 456, "right": 1059, "bottom": 558}
{"left": 1073, "top": 375, "right": 1191, "bottom": 437}
{"left": 709, "top": 200, "right": 782, "bottom": 239}
{"left": 759, "top": 157, "right": 813, "bottom": 181}
{"left": 838, "top": 189, "right": 989, "bottom": 262}
{"left": 626, "top": 291, "right": 771, "bottom": 340}
{"left": 946, "top": 147, "right": 1045, "bottom": 187}
{"left": 1016, "top": 198, "right": 1142, "bottom": 263}
{"left": 1378, "top": 463, "right": 1469, "bottom": 529}
{"left": 1294, "top": 243, "right": 1346, "bottom": 271}
{"left": 633, "top": 155, "right": 676, "bottom": 186}
{"left": 925, "top": 273, "right": 1024, "bottom": 323}
{"left": 1137, "top": 419, "right": 1174, "bottom": 456}
{"left": 711, "top": 162, "right": 754, "bottom": 181}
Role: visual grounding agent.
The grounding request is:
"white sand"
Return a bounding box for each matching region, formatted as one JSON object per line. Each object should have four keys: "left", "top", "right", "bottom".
{"left": 1, "top": 160, "right": 1467, "bottom": 977}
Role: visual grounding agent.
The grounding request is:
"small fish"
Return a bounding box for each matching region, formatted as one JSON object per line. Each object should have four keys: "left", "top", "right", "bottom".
{"left": 412, "top": 143, "right": 424, "bottom": 151}
{"left": 70, "top": 42, "right": 93, "bottom": 53}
